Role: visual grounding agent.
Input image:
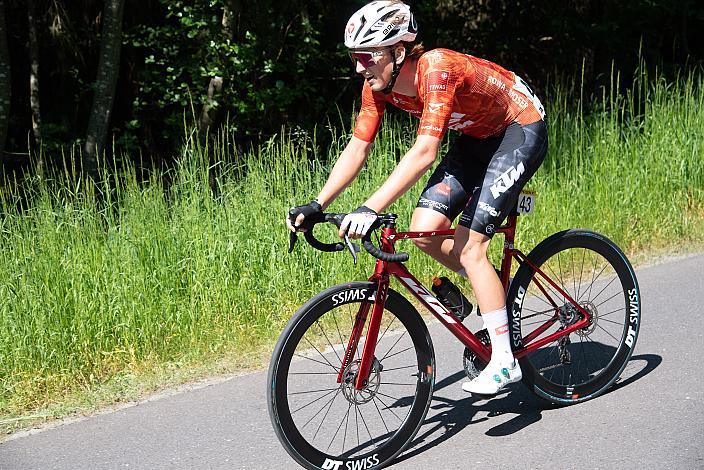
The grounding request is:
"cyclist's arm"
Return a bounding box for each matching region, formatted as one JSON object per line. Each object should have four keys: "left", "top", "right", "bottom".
{"left": 360, "top": 54, "right": 469, "bottom": 212}
{"left": 316, "top": 136, "right": 373, "bottom": 209}
{"left": 363, "top": 134, "right": 441, "bottom": 212}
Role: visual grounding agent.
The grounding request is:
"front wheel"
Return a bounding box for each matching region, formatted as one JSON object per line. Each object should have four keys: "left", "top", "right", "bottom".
{"left": 507, "top": 230, "right": 641, "bottom": 405}
{"left": 267, "top": 282, "right": 435, "bottom": 470}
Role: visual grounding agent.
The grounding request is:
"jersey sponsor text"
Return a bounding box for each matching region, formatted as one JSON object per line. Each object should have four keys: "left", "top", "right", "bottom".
{"left": 426, "top": 70, "right": 450, "bottom": 93}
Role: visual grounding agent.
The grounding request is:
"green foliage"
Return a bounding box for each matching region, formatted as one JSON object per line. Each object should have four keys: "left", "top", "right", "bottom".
{"left": 2, "top": 1, "right": 704, "bottom": 158}
{"left": 1, "top": 67, "right": 703, "bottom": 420}
{"left": 124, "top": 0, "right": 347, "bottom": 145}
{"left": 425, "top": 0, "right": 704, "bottom": 92}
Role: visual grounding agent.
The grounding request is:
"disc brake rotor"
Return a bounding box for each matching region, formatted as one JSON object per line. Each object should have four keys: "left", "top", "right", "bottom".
{"left": 341, "top": 357, "right": 382, "bottom": 405}
{"left": 576, "top": 300, "right": 598, "bottom": 338}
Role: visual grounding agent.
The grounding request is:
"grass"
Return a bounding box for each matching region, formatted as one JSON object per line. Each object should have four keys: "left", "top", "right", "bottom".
{"left": 1, "top": 66, "right": 703, "bottom": 434}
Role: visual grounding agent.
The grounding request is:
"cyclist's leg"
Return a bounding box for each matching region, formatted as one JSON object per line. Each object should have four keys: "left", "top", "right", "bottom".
{"left": 409, "top": 208, "right": 461, "bottom": 271}
{"left": 453, "top": 227, "right": 504, "bottom": 311}
{"left": 411, "top": 134, "right": 492, "bottom": 271}
{"left": 457, "top": 227, "right": 523, "bottom": 394}
{"left": 457, "top": 120, "right": 548, "bottom": 394}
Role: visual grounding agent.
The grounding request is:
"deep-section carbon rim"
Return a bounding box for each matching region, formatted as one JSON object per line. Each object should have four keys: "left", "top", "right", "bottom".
{"left": 267, "top": 283, "right": 434, "bottom": 469}
{"left": 508, "top": 230, "right": 641, "bottom": 405}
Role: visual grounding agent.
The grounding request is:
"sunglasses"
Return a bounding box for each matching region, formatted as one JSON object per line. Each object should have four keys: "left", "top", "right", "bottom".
{"left": 349, "top": 50, "right": 387, "bottom": 69}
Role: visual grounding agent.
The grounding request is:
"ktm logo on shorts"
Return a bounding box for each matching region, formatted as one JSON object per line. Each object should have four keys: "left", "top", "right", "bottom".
{"left": 490, "top": 163, "right": 525, "bottom": 199}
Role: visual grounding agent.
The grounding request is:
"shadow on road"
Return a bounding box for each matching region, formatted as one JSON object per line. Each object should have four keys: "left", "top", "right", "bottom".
{"left": 604, "top": 353, "right": 662, "bottom": 394}
{"left": 390, "top": 352, "right": 661, "bottom": 467}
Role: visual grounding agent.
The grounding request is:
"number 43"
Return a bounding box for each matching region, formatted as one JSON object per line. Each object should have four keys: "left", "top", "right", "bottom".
{"left": 517, "top": 191, "right": 536, "bottom": 215}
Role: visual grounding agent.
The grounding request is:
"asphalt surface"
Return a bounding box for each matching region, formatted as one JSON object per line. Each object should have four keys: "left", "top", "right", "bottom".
{"left": 1, "top": 253, "right": 703, "bottom": 470}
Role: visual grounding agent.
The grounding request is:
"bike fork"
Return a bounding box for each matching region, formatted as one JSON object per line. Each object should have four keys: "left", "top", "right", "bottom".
{"left": 336, "top": 301, "right": 370, "bottom": 384}
{"left": 334, "top": 275, "right": 390, "bottom": 390}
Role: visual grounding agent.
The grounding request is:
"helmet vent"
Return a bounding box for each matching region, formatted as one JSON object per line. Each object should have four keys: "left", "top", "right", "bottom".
{"left": 381, "top": 9, "right": 400, "bottom": 23}
{"left": 354, "top": 16, "right": 367, "bottom": 41}
{"left": 344, "top": 2, "right": 416, "bottom": 49}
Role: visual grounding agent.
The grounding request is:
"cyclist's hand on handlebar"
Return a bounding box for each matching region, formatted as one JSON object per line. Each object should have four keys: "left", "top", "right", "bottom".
{"left": 339, "top": 205, "right": 378, "bottom": 239}
{"left": 286, "top": 200, "right": 322, "bottom": 232}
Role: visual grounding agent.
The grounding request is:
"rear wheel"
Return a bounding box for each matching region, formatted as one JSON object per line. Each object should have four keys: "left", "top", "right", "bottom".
{"left": 267, "top": 282, "right": 435, "bottom": 469}
{"left": 507, "top": 230, "right": 641, "bottom": 404}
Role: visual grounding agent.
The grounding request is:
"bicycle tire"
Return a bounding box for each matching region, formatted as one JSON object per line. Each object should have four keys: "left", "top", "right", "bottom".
{"left": 507, "top": 229, "right": 641, "bottom": 405}
{"left": 267, "top": 282, "right": 435, "bottom": 470}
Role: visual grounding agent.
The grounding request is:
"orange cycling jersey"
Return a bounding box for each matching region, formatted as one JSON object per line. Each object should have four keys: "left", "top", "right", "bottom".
{"left": 353, "top": 48, "right": 545, "bottom": 142}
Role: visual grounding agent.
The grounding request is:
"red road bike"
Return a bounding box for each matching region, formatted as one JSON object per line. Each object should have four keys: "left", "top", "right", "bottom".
{"left": 268, "top": 198, "right": 641, "bottom": 470}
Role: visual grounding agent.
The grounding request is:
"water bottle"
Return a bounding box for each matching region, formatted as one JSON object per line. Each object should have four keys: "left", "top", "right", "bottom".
{"left": 431, "top": 276, "right": 474, "bottom": 321}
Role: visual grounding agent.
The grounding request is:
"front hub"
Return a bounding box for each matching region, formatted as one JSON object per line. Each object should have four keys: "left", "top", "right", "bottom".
{"left": 341, "top": 358, "right": 382, "bottom": 405}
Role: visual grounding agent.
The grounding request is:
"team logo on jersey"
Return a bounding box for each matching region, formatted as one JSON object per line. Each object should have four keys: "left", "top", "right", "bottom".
{"left": 448, "top": 112, "right": 474, "bottom": 130}
{"left": 424, "top": 50, "right": 444, "bottom": 65}
{"left": 392, "top": 96, "right": 413, "bottom": 107}
{"left": 436, "top": 182, "right": 452, "bottom": 196}
{"left": 427, "top": 71, "right": 450, "bottom": 93}
{"left": 428, "top": 102, "right": 444, "bottom": 113}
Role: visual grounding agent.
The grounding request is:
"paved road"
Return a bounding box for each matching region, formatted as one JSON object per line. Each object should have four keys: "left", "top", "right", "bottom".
{"left": 2, "top": 254, "right": 703, "bottom": 469}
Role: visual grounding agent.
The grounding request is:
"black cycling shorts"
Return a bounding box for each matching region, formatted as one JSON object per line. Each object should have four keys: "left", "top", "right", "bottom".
{"left": 416, "top": 120, "right": 548, "bottom": 236}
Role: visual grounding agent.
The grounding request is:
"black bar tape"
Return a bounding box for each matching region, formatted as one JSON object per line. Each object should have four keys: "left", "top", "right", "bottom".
{"left": 304, "top": 230, "right": 345, "bottom": 252}
{"left": 362, "top": 239, "right": 409, "bottom": 262}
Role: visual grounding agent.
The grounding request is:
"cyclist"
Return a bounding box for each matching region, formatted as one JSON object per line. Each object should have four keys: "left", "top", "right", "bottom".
{"left": 286, "top": 0, "right": 547, "bottom": 395}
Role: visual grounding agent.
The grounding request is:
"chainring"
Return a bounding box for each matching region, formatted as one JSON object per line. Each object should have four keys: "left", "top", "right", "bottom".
{"left": 463, "top": 328, "right": 491, "bottom": 380}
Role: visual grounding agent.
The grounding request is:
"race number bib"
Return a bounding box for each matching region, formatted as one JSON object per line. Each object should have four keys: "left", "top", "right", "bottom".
{"left": 517, "top": 190, "right": 536, "bottom": 215}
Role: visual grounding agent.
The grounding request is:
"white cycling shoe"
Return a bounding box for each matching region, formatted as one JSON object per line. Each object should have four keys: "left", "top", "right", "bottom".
{"left": 462, "top": 360, "right": 522, "bottom": 395}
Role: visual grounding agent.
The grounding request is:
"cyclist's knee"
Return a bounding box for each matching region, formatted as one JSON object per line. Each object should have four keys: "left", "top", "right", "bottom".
{"left": 459, "top": 243, "right": 486, "bottom": 268}
{"left": 458, "top": 231, "right": 491, "bottom": 268}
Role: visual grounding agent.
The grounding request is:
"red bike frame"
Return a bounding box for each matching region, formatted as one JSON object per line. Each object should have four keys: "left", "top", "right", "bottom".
{"left": 338, "top": 212, "right": 594, "bottom": 390}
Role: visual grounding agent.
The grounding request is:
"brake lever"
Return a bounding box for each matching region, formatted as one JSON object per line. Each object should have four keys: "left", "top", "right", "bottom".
{"left": 288, "top": 231, "right": 297, "bottom": 253}
{"left": 343, "top": 234, "right": 360, "bottom": 264}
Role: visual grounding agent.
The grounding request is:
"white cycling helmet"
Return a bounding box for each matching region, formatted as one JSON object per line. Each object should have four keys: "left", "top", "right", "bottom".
{"left": 344, "top": 1, "right": 418, "bottom": 49}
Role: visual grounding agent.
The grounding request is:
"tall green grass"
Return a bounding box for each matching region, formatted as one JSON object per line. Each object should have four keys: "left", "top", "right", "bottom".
{"left": 1, "top": 68, "right": 703, "bottom": 419}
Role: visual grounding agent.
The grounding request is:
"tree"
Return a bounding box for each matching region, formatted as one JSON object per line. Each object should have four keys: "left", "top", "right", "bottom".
{"left": 84, "top": 0, "right": 125, "bottom": 179}
{"left": 0, "top": 0, "right": 10, "bottom": 156}
{"left": 197, "top": 1, "right": 233, "bottom": 134}
{"left": 28, "top": 0, "right": 42, "bottom": 146}
{"left": 0, "top": 0, "right": 701, "bottom": 165}
{"left": 125, "top": 0, "right": 353, "bottom": 152}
